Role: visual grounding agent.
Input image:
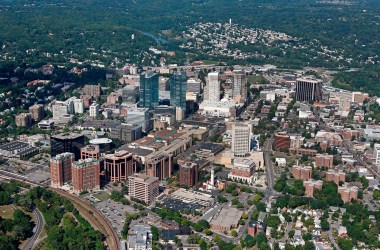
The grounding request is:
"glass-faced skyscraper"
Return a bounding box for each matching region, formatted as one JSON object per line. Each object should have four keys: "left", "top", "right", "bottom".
{"left": 170, "top": 71, "right": 187, "bottom": 112}
{"left": 139, "top": 71, "right": 159, "bottom": 109}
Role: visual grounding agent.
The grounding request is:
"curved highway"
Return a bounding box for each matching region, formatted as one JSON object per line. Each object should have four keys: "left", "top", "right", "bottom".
{"left": 23, "top": 208, "right": 44, "bottom": 250}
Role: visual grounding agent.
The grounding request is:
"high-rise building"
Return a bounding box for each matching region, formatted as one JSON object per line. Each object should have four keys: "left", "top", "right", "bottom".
{"left": 110, "top": 123, "right": 142, "bottom": 143}
{"left": 73, "top": 99, "right": 84, "bottom": 114}
{"left": 128, "top": 173, "right": 159, "bottom": 205}
{"left": 145, "top": 153, "right": 172, "bottom": 180}
{"left": 71, "top": 158, "right": 100, "bottom": 193}
{"left": 50, "top": 152, "right": 75, "bottom": 187}
{"left": 80, "top": 145, "right": 100, "bottom": 160}
{"left": 295, "top": 77, "right": 323, "bottom": 102}
{"left": 15, "top": 113, "right": 32, "bottom": 127}
{"left": 28, "top": 104, "right": 44, "bottom": 122}
{"left": 139, "top": 71, "right": 159, "bottom": 109}
{"left": 179, "top": 162, "right": 199, "bottom": 187}
{"left": 83, "top": 84, "right": 101, "bottom": 97}
{"left": 170, "top": 71, "right": 187, "bottom": 113}
{"left": 232, "top": 123, "right": 251, "bottom": 157}
{"left": 207, "top": 72, "right": 220, "bottom": 102}
{"left": 103, "top": 151, "right": 137, "bottom": 182}
{"left": 50, "top": 133, "right": 85, "bottom": 160}
{"left": 89, "top": 103, "right": 99, "bottom": 117}
{"left": 232, "top": 71, "right": 247, "bottom": 102}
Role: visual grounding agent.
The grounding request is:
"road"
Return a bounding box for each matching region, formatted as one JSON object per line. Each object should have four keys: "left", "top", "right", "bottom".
{"left": 327, "top": 214, "right": 340, "bottom": 250}
{"left": 23, "top": 208, "right": 44, "bottom": 250}
{"left": 0, "top": 170, "right": 120, "bottom": 250}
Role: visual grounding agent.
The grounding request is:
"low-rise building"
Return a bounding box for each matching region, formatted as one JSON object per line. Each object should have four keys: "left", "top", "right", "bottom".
{"left": 228, "top": 158, "right": 256, "bottom": 185}
{"left": 291, "top": 165, "right": 312, "bottom": 180}
{"left": 210, "top": 207, "right": 243, "bottom": 232}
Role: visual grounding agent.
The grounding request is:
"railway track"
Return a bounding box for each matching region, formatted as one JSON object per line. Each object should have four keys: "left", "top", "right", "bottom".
{"left": 0, "top": 171, "right": 120, "bottom": 250}
{"left": 50, "top": 188, "right": 121, "bottom": 250}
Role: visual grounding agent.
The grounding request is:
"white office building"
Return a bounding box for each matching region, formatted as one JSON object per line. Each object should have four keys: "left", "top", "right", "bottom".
{"left": 89, "top": 103, "right": 99, "bottom": 117}
{"left": 207, "top": 72, "right": 220, "bottom": 102}
{"left": 73, "top": 98, "right": 84, "bottom": 114}
{"left": 232, "top": 122, "right": 251, "bottom": 157}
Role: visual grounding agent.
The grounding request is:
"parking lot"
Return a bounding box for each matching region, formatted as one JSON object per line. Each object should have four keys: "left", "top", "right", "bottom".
{"left": 94, "top": 198, "right": 140, "bottom": 237}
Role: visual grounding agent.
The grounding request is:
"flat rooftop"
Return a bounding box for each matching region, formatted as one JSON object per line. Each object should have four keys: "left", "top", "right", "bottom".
{"left": 210, "top": 207, "right": 243, "bottom": 229}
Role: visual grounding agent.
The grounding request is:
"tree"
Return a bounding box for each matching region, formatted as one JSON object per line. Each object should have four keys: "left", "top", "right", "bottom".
{"left": 256, "top": 202, "right": 266, "bottom": 212}
{"left": 231, "top": 230, "right": 238, "bottom": 237}
{"left": 337, "top": 237, "right": 354, "bottom": 250}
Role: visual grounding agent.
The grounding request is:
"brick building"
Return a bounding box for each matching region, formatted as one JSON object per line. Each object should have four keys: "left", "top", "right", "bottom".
{"left": 338, "top": 184, "right": 359, "bottom": 203}
{"left": 228, "top": 158, "right": 257, "bottom": 185}
{"left": 50, "top": 152, "right": 75, "bottom": 187}
{"left": 303, "top": 179, "right": 323, "bottom": 197}
{"left": 83, "top": 84, "right": 101, "bottom": 97}
{"left": 326, "top": 170, "right": 346, "bottom": 185}
{"left": 315, "top": 154, "right": 334, "bottom": 167}
{"left": 128, "top": 173, "right": 159, "bottom": 205}
{"left": 291, "top": 165, "right": 312, "bottom": 180}
{"left": 342, "top": 128, "right": 363, "bottom": 141}
{"left": 103, "top": 151, "right": 137, "bottom": 182}
{"left": 274, "top": 132, "right": 291, "bottom": 150}
{"left": 289, "top": 148, "right": 318, "bottom": 156}
{"left": 71, "top": 158, "right": 100, "bottom": 194}
{"left": 179, "top": 162, "right": 199, "bottom": 187}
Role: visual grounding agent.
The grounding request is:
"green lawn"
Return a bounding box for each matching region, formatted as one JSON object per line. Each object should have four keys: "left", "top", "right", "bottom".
{"left": 92, "top": 192, "right": 110, "bottom": 201}
{"left": 0, "top": 205, "right": 15, "bottom": 219}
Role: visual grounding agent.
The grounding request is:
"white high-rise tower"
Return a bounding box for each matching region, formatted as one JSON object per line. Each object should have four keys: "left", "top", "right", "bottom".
{"left": 207, "top": 72, "right": 220, "bottom": 102}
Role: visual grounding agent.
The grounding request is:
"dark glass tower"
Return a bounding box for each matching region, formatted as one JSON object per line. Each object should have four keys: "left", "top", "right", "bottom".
{"left": 139, "top": 71, "right": 159, "bottom": 109}
{"left": 170, "top": 71, "right": 187, "bottom": 112}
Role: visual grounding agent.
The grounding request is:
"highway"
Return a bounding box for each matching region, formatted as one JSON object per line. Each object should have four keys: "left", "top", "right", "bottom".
{"left": 0, "top": 170, "right": 121, "bottom": 250}
{"left": 23, "top": 208, "right": 44, "bottom": 250}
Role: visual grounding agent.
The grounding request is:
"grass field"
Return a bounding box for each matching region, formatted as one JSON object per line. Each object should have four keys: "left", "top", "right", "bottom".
{"left": 0, "top": 205, "right": 15, "bottom": 220}
{"left": 92, "top": 192, "right": 110, "bottom": 202}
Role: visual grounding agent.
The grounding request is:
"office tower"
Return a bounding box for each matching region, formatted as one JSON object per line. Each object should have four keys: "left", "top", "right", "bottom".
{"left": 73, "top": 99, "right": 84, "bottom": 114}
{"left": 83, "top": 84, "right": 101, "bottom": 97}
{"left": 128, "top": 173, "right": 159, "bottom": 205}
{"left": 80, "top": 145, "right": 100, "bottom": 160}
{"left": 50, "top": 152, "right": 75, "bottom": 187}
{"left": 139, "top": 71, "right": 159, "bottom": 109}
{"left": 28, "top": 104, "right": 44, "bottom": 122}
{"left": 71, "top": 158, "right": 100, "bottom": 193}
{"left": 179, "top": 162, "right": 199, "bottom": 187}
{"left": 89, "top": 103, "right": 99, "bottom": 117}
{"left": 110, "top": 123, "right": 142, "bottom": 143}
{"left": 15, "top": 113, "right": 32, "bottom": 127}
{"left": 295, "top": 77, "right": 323, "bottom": 102}
{"left": 233, "top": 71, "right": 247, "bottom": 101}
{"left": 145, "top": 153, "right": 172, "bottom": 180}
{"left": 170, "top": 71, "right": 187, "bottom": 113}
{"left": 103, "top": 151, "right": 137, "bottom": 182}
{"left": 232, "top": 123, "right": 251, "bottom": 157}
{"left": 50, "top": 133, "right": 85, "bottom": 160}
{"left": 207, "top": 72, "right": 220, "bottom": 102}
